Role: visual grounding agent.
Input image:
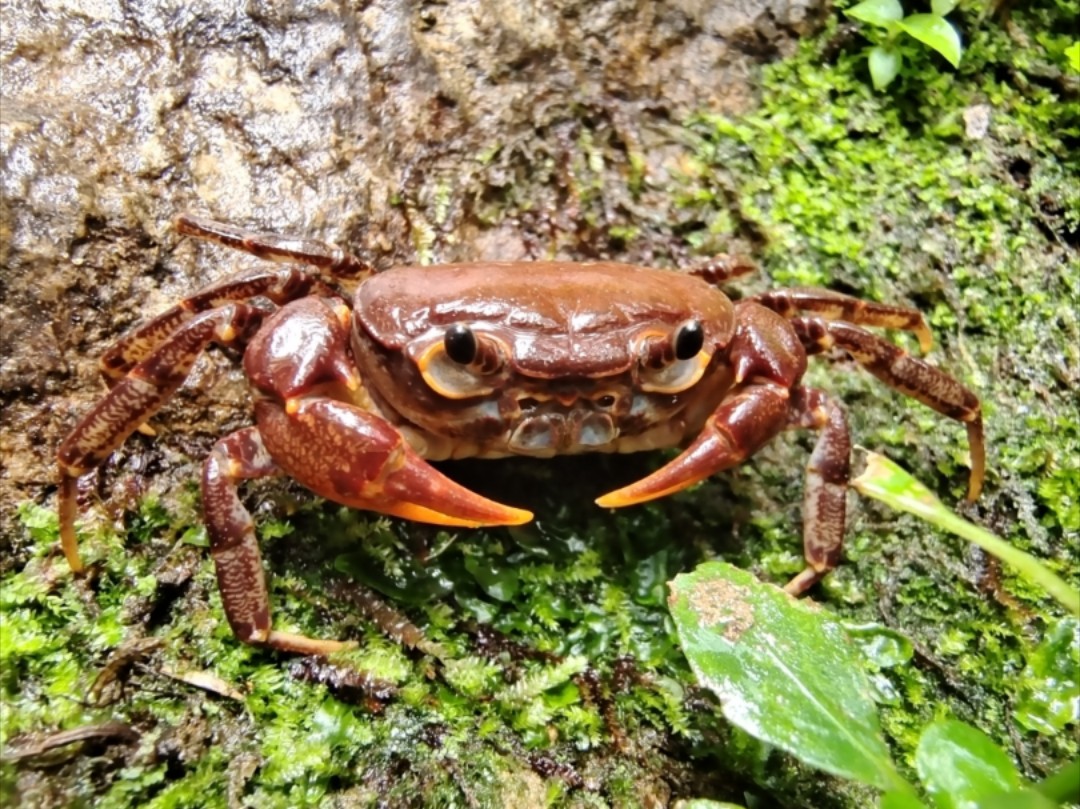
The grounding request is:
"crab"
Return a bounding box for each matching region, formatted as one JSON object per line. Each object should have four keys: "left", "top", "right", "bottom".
{"left": 57, "top": 214, "right": 985, "bottom": 655}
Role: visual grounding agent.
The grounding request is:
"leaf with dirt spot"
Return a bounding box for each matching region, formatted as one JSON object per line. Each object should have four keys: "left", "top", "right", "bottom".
{"left": 668, "top": 562, "right": 907, "bottom": 792}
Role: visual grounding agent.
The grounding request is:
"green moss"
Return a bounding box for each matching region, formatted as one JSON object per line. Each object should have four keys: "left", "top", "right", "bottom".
{"left": 5, "top": 4, "right": 1078, "bottom": 806}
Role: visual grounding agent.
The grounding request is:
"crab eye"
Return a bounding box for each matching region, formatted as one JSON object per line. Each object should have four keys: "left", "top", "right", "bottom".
{"left": 674, "top": 320, "right": 704, "bottom": 360}
{"left": 415, "top": 328, "right": 507, "bottom": 400}
{"left": 635, "top": 321, "right": 711, "bottom": 394}
{"left": 444, "top": 324, "right": 478, "bottom": 364}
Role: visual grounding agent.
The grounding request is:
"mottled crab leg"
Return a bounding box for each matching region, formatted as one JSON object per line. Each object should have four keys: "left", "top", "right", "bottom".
{"left": 753, "top": 288, "right": 983, "bottom": 497}
{"left": 98, "top": 212, "right": 370, "bottom": 384}
{"left": 752, "top": 288, "right": 935, "bottom": 353}
{"left": 98, "top": 269, "right": 342, "bottom": 386}
{"left": 782, "top": 388, "right": 851, "bottom": 595}
{"left": 682, "top": 254, "right": 757, "bottom": 286}
{"left": 791, "top": 316, "right": 985, "bottom": 500}
{"left": 57, "top": 304, "right": 267, "bottom": 572}
{"left": 203, "top": 427, "right": 351, "bottom": 655}
{"left": 174, "top": 213, "right": 373, "bottom": 279}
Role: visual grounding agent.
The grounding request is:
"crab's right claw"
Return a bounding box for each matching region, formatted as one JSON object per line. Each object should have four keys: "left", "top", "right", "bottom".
{"left": 256, "top": 398, "right": 533, "bottom": 528}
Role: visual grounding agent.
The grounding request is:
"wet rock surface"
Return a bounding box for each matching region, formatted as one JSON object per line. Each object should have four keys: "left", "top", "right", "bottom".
{"left": 0, "top": 0, "right": 821, "bottom": 539}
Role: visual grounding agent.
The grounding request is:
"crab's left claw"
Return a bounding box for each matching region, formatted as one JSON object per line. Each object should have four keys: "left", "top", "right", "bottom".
{"left": 597, "top": 384, "right": 791, "bottom": 508}
{"left": 596, "top": 427, "right": 737, "bottom": 507}
{"left": 256, "top": 398, "right": 533, "bottom": 528}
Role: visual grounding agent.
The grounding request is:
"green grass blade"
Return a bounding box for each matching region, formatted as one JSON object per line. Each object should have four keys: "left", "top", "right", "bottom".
{"left": 851, "top": 453, "right": 1079, "bottom": 616}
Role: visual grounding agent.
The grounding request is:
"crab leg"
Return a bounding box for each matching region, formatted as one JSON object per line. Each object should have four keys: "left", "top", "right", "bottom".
{"left": 98, "top": 212, "right": 364, "bottom": 386}
{"left": 175, "top": 214, "right": 373, "bottom": 279}
{"left": 596, "top": 381, "right": 793, "bottom": 507}
{"left": 791, "top": 316, "right": 984, "bottom": 500}
{"left": 783, "top": 388, "right": 851, "bottom": 595}
{"left": 57, "top": 303, "right": 268, "bottom": 572}
{"left": 99, "top": 269, "right": 340, "bottom": 385}
{"left": 202, "top": 427, "right": 352, "bottom": 655}
{"left": 254, "top": 398, "right": 533, "bottom": 528}
{"left": 751, "top": 288, "right": 935, "bottom": 353}
{"left": 683, "top": 254, "right": 757, "bottom": 286}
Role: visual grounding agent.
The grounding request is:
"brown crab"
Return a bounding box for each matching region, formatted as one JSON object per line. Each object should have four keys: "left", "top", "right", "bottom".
{"left": 57, "top": 215, "right": 985, "bottom": 655}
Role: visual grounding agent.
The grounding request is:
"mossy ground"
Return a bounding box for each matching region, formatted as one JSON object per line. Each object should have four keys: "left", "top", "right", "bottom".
{"left": 3, "top": 4, "right": 1077, "bottom": 807}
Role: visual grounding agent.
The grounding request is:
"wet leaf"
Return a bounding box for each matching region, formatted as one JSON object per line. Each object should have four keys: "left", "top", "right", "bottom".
{"left": 852, "top": 453, "right": 1080, "bottom": 615}
{"left": 976, "top": 790, "right": 1058, "bottom": 809}
{"left": 915, "top": 720, "right": 1020, "bottom": 808}
{"left": 869, "top": 45, "right": 903, "bottom": 90}
{"left": 930, "top": 0, "right": 958, "bottom": 16}
{"left": 1067, "top": 42, "right": 1080, "bottom": 71}
{"left": 881, "top": 790, "right": 930, "bottom": 809}
{"left": 1014, "top": 617, "right": 1080, "bottom": 734}
{"left": 1033, "top": 760, "right": 1080, "bottom": 805}
{"left": 845, "top": 0, "right": 904, "bottom": 27}
{"left": 669, "top": 562, "right": 905, "bottom": 791}
{"left": 845, "top": 623, "right": 914, "bottom": 669}
{"left": 463, "top": 552, "right": 520, "bottom": 601}
{"left": 898, "top": 14, "right": 963, "bottom": 67}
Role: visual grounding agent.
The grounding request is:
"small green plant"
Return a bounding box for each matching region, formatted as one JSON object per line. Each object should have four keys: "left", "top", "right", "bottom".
{"left": 844, "top": 0, "right": 964, "bottom": 90}
{"left": 669, "top": 455, "right": 1079, "bottom": 807}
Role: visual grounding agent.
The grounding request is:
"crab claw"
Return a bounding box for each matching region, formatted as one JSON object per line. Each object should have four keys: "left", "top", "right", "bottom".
{"left": 596, "top": 427, "right": 740, "bottom": 507}
{"left": 596, "top": 384, "right": 791, "bottom": 508}
{"left": 257, "top": 398, "right": 532, "bottom": 528}
{"left": 373, "top": 448, "right": 534, "bottom": 527}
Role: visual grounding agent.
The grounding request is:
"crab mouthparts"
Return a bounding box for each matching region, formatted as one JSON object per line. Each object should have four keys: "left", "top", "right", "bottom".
{"left": 508, "top": 410, "right": 617, "bottom": 455}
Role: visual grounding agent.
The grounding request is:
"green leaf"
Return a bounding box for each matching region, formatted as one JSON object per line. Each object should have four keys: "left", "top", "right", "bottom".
{"left": 1035, "top": 760, "right": 1080, "bottom": 804}
{"left": 852, "top": 453, "right": 1080, "bottom": 616}
{"left": 1014, "top": 618, "right": 1080, "bottom": 734}
{"left": 930, "top": 0, "right": 959, "bottom": 16}
{"left": 1066, "top": 42, "right": 1080, "bottom": 72}
{"left": 915, "top": 720, "right": 1021, "bottom": 808}
{"left": 668, "top": 562, "right": 906, "bottom": 791}
{"left": 898, "top": 14, "right": 963, "bottom": 67}
{"left": 844, "top": 623, "right": 914, "bottom": 668}
{"left": 845, "top": 0, "right": 905, "bottom": 27}
{"left": 881, "top": 791, "right": 930, "bottom": 809}
{"left": 869, "top": 45, "right": 903, "bottom": 90}
{"left": 976, "top": 790, "right": 1059, "bottom": 809}
{"left": 463, "top": 553, "right": 519, "bottom": 602}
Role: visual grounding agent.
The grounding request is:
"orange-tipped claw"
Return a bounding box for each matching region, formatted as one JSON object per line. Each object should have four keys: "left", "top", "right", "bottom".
{"left": 597, "top": 385, "right": 793, "bottom": 509}
{"left": 259, "top": 397, "right": 533, "bottom": 529}
{"left": 378, "top": 449, "right": 534, "bottom": 527}
{"left": 596, "top": 428, "right": 739, "bottom": 508}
